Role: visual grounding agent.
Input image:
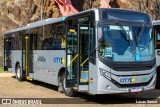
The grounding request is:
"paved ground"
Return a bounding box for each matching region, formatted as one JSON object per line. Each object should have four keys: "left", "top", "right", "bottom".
{"left": 0, "top": 73, "right": 160, "bottom": 107}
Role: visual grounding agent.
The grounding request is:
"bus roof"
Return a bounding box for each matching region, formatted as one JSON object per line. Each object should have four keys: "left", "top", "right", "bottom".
{"left": 4, "top": 17, "right": 66, "bottom": 35}
{"left": 66, "top": 8, "right": 149, "bottom": 19}
{"left": 153, "top": 20, "right": 160, "bottom": 25}
{"left": 4, "top": 8, "right": 150, "bottom": 35}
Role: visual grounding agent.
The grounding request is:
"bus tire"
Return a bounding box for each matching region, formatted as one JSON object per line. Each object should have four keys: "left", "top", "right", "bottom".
{"left": 156, "top": 67, "right": 160, "bottom": 89}
{"left": 16, "top": 64, "right": 25, "bottom": 81}
{"left": 62, "top": 72, "right": 77, "bottom": 97}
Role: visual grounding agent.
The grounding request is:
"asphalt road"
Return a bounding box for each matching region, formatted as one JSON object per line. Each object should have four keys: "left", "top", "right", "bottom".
{"left": 0, "top": 73, "right": 160, "bottom": 107}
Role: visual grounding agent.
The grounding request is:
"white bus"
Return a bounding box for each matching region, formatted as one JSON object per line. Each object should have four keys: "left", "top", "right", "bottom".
{"left": 3, "top": 8, "right": 156, "bottom": 96}
{"left": 153, "top": 20, "right": 160, "bottom": 88}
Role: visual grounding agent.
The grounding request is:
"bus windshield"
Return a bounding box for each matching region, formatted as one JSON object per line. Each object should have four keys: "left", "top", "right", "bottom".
{"left": 98, "top": 24, "right": 154, "bottom": 62}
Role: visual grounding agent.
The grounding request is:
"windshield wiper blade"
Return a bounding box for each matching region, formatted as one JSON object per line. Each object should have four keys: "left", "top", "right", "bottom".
{"left": 134, "top": 25, "right": 145, "bottom": 61}
{"left": 115, "top": 21, "right": 136, "bottom": 57}
{"left": 115, "top": 21, "right": 132, "bottom": 50}
{"left": 138, "top": 24, "right": 145, "bottom": 40}
{"left": 115, "top": 21, "right": 130, "bottom": 42}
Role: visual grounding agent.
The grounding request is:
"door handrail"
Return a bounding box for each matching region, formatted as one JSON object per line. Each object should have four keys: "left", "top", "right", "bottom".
{"left": 67, "top": 54, "right": 78, "bottom": 67}
{"left": 80, "top": 58, "right": 89, "bottom": 67}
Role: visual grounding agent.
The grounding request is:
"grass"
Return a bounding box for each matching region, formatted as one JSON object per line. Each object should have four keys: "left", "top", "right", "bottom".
{"left": 0, "top": 67, "right": 4, "bottom": 73}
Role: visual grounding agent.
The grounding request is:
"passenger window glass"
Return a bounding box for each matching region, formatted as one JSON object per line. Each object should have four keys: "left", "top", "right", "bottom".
{"left": 42, "top": 23, "right": 66, "bottom": 50}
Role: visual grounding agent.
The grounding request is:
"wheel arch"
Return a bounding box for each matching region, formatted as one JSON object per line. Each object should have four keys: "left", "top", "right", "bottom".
{"left": 57, "top": 67, "right": 65, "bottom": 83}
{"left": 15, "top": 61, "right": 20, "bottom": 72}
{"left": 157, "top": 65, "right": 160, "bottom": 71}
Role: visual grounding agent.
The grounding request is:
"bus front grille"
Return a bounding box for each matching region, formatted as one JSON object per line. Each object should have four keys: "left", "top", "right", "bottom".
{"left": 113, "top": 66, "right": 153, "bottom": 71}
{"left": 99, "top": 57, "right": 156, "bottom": 71}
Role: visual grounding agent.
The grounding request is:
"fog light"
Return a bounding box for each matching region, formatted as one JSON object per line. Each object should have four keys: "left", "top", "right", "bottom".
{"left": 106, "top": 84, "right": 111, "bottom": 89}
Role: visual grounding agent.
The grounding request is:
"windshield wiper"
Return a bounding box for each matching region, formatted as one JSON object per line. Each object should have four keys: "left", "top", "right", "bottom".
{"left": 134, "top": 25, "right": 145, "bottom": 60}
{"left": 135, "top": 24, "right": 145, "bottom": 61}
{"left": 138, "top": 24, "right": 145, "bottom": 40}
{"left": 115, "top": 21, "right": 135, "bottom": 57}
{"left": 115, "top": 21, "right": 131, "bottom": 48}
{"left": 115, "top": 21, "right": 130, "bottom": 42}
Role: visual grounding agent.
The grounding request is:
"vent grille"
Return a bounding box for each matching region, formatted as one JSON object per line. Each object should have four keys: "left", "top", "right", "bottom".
{"left": 99, "top": 57, "right": 156, "bottom": 71}
{"left": 113, "top": 65, "right": 153, "bottom": 71}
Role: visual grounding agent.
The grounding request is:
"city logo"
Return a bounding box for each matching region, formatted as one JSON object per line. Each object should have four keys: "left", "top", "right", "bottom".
{"left": 53, "top": 57, "right": 65, "bottom": 64}
{"left": 141, "top": 77, "right": 148, "bottom": 82}
{"left": 37, "top": 56, "right": 46, "bottom": 62}
{"left": 34, "top": 55, "right": 46, "bottom": 62}
{"left": 120, "top": 78, "right": 135, "bottom": 83}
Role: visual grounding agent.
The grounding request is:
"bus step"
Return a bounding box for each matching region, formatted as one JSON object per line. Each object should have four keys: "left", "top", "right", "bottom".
{"left": 80, "top": 79, "right": 88, "bottom": 82}
{"left": 80, "top": 70, "right": 88, "bottom": 83}
{"left": 81, "top": 70, "right": 88, "bottom": 72}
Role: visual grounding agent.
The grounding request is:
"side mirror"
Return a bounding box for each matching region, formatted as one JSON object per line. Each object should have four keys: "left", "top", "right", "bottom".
{"left": 89, "top": 49, "right": 96, "bottom": 56}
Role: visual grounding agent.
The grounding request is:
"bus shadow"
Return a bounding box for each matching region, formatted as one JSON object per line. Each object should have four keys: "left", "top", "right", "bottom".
{"left": 11, "top": 75, "right": 59, "bottom": 92}
{"left": 76, "top": 90, "right": 160, "bottom": 104}
{"left": 12, "top": 75, "right": 16, "bottom": 78}
{"left": 28, "top": 80, "right": 59, "bottom": 92}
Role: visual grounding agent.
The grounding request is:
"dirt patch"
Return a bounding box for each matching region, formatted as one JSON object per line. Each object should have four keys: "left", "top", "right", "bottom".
{"left": 0, "top": 72, "right": 15, "bottom": 77}
{"left": 0, "top": 76, "right": 68, "bottom": 98}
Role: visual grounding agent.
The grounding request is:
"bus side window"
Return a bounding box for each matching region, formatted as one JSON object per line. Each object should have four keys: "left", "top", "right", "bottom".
{"left": 61, "top": 35, "right": 66, "bottom": 48}
{"left": 42, "top": 38, "right": 52, "bottom": 50}
{"left": 52, "top": 36, "right": 61, "bottom": 49}
{"left": 52, "top": 23, "right": 65, "bottom": 50}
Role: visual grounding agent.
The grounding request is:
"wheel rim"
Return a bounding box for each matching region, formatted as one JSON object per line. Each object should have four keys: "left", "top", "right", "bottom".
{"left": 17, "top": 67, "right": 20, "bottom": 79}
{"left": 63, "top": 76, "right": 71, "bottom": 93}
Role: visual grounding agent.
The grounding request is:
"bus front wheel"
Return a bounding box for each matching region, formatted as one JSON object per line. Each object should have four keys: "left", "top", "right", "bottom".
{"left": 62, "top": 72, "right": 77, "bottom": 97}
{"left": 16, "top": 64, "right": 25, "bottom": 81}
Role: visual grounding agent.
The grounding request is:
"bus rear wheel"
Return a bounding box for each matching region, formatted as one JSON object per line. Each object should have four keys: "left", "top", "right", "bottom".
{"left": 62, "top": 72, "right": 77, "bottom": 97}
{"left": 16, "top": 64, "right": 25, "bottom": 81}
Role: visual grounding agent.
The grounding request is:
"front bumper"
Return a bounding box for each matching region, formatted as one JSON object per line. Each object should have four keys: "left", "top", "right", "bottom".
{"left": 96, "top": 73, "right": 156, "bottom": 94}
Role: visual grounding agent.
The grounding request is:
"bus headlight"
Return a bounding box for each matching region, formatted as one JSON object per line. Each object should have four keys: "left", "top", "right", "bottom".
{"left": 99, "top": 68, "right": 111, "bottom": 80}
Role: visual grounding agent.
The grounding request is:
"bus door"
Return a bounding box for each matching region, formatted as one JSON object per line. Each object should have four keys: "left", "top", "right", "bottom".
{"left": 22, "top": 34, "right": 34, "bottom": 79}
{"left": 66, "top": 24, "right": 89, "bottom": 91}
{"left": 4, "top": 37, "right": 12, "bottom": 71}
{"left": 28, "top": 34, "right": 34, "bottom": 75}
{"left": 154, "top": 26, "right": 160, "bottom": 67}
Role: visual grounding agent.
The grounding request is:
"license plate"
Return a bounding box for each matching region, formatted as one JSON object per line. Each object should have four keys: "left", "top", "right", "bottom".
{"left": 131, "top": 87, "right": 141, "bottom": 92}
